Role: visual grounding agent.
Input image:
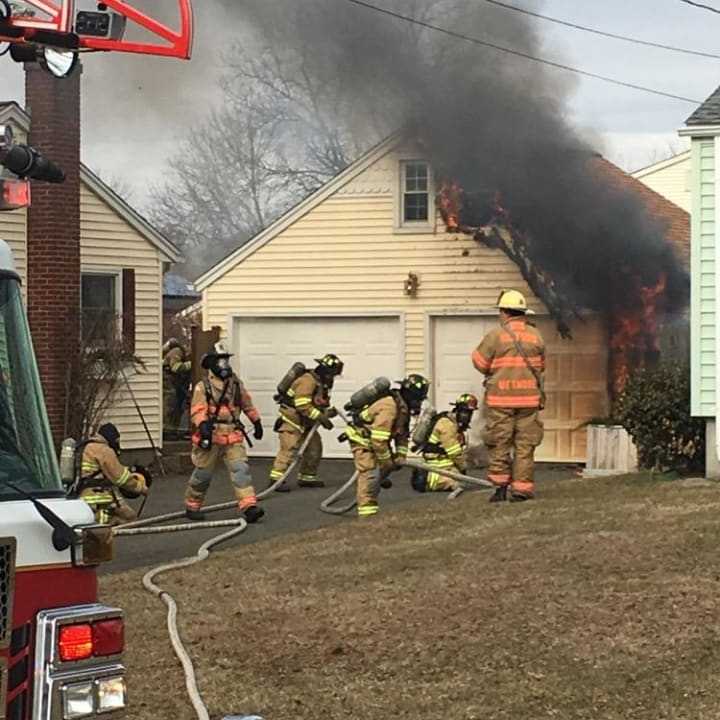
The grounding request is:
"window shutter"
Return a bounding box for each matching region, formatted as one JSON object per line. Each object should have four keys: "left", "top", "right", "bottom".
{"left": 122, "top": 269, "right": 136, "bottom": 354}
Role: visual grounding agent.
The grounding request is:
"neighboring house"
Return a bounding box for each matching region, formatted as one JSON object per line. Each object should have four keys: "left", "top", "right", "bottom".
{"left": 163, "top": 271, "right": 200, "bottom": 339}
{"left": 0, "top": 101, "right": 180, "bottom": 450}
{"left": 632, "top": 150, "right": 691, "bottom": 213}
{"left": 680, "top": 86, "right": 720, "bottom": 477}
{"left": 196, "top": 134, "right": 689, "bottom": 463}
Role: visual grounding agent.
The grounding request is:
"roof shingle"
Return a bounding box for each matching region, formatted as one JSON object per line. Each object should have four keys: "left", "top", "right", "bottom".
{"left": 592, "top": 155, "right": 689, "bottom": 270}
{"left": 686, "top": 85, "right": 720, "bottom": 126}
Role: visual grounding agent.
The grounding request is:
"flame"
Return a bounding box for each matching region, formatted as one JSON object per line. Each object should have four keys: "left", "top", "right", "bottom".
{"left": 438, "top": 181, "right": 463, "bottom": 231}
{"left": 609, "top": 273, "right": 667, "bottom": 395}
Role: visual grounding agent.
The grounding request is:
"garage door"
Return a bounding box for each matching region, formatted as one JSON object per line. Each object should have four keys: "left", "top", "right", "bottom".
{"left": 431, "top": 315, "right": 608, "bottom": 463}
{"left": 232, "top": 315, "right": 404, "bottom": 457}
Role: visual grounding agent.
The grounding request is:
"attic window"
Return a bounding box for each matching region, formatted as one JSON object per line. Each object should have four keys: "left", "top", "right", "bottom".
{"left": 401, "top": 161, "right": 430, "bottom": 223}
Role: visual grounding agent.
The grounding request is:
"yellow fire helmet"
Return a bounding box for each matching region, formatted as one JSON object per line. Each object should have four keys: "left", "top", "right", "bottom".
{"left": 496, "top": 289, "right": 535, "bottom": 314}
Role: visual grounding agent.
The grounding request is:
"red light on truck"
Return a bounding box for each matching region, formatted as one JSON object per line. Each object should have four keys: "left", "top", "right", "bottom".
{"left": 92, "top": 618, "right": 124, "bottom": 656}
{"left": 58, "top": 624, "right": 93, "bottom": 661}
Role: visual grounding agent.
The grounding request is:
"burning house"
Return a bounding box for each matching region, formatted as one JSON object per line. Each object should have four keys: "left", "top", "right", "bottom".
{"left": 195, "top": 133, "right": 689, "bottom": 464}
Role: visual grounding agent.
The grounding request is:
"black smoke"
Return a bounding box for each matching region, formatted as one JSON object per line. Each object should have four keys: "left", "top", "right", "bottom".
{"left": 222, "top": 0, "right": 688, "bottom": 314}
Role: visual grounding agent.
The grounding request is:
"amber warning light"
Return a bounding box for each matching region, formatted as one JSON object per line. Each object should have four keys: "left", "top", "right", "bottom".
{"left": 0, "top": 178, "right": 30, "bottom": 211}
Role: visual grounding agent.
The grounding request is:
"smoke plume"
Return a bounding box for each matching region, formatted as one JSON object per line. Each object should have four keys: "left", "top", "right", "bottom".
{"left": 81, "top": 0, "right": 687, "bottom": 317}
{"left": 219, "top": 0, "right": 688, "bottom": 315}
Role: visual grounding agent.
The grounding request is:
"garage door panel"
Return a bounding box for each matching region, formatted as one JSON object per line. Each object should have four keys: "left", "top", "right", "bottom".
{"left": 233, "top": 316, "right": 403, "bottom": 458}
{"left": 432, "top": 315, "right": 608, "bottom": 463}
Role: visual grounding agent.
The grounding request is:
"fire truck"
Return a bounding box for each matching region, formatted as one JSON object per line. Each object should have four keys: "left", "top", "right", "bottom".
{"left": 0, "top": 2, "right": 194, "bottom": 718}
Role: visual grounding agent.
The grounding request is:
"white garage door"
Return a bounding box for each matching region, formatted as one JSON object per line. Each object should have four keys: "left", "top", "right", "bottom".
{"left": 431, "top": 315, "right": 608, "bottom": 463}
{"left": 231, "top": 315, "right": 404, "bottom": 457}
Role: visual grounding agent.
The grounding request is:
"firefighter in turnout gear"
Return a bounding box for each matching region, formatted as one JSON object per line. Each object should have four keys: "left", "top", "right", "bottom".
{"left": 184, "top": 344, "right": 265, "bottom": 523}
{"left": 270, "top": 354, "right": 344, "bottom": 492}
{"left": 79, "top": 423, "right": 149, "bottom": 526}
{"left": 472, "top": 290, "right": 545, "bottom": 502}
{"left": 345, "top": 374, "right": 429, "bottom": 518}
{"left": 411, "top": 394, "right": 479, "bottom": 493}
{"left": 163, "top": 338, "right": 191, "bottom": 438}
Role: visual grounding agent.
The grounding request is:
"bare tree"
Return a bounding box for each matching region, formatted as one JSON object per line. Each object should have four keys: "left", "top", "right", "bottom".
{"left": 64, "top": 311, "right": 145, "bottom": 442}
{"left": 150, "top": 43, "right": 381, "bottom": 275}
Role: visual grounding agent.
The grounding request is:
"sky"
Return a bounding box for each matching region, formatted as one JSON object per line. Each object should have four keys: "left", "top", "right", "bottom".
{"left": 0, "top": 0, "right": 718, "bottom": 205}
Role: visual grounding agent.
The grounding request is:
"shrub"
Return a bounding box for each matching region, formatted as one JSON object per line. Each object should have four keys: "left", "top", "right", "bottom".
{"left": 613, "top": 363, "right": 704, "bottom": 473}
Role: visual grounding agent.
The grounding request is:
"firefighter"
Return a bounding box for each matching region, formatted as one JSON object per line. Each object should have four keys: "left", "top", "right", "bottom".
{"left": 163, "top": 338, "right": 192, "bottom": 439}
{"left": 185, "top": 344, "right": 265, "bottom": 523}
{"left": 269, "top": 353, "right": 344, "bottom": 492}
{"left": 472, "top": 290, "right": 545, "bottom": 502}
{"left": 411, "top": 393, "right": 479, "bottom": 493}
{"left": 345, "top": 374, "right": 429, "bottom": 518}
{"left": 78, "top": 423, "right": 149, "bottom": 526}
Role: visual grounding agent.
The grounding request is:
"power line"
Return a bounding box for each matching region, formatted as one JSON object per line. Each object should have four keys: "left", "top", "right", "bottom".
{"left": 678, "top": 0, "right": 720, "bottom": 14}
{"left": 482, "top": 0, "right": 720, "bottom": 60}
{"left": 344, "top": 0, "right": 702, "bottom": 104}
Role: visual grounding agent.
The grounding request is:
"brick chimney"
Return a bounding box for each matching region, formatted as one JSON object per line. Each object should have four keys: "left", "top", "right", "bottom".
{"left": 25, "top": 63, "right": 81, "bottom": 445}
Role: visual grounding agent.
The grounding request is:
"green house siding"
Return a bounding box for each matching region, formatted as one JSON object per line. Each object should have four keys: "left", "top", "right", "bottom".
{"left": 692, "top": 138, "right": 716, "bottom": 416}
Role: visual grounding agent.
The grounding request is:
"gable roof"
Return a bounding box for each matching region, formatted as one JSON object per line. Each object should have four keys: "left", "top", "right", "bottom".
{"left": 0, "top": 101, "right": 181, "bottom": 263}
{"left": 195, "top": 132, "right": 403, "bottom": 291}
{"left": 195, "top": 132, "right": 690, "bottom": 292}
{"left": 631, "top": 150, "right": 690, "bottom": 179}
{"left": 687, "top": 85, "right": 720, "bottom": 126}
{"left": 593, "top": 155, "right": 689, "bottom": 269}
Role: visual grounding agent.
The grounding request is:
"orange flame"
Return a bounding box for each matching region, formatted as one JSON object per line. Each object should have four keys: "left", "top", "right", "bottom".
{"left": 610, "top": 273, "right": 667, "bottom": 395}
{"left": 438, "top": 181, "right": 463, "bottom": 231}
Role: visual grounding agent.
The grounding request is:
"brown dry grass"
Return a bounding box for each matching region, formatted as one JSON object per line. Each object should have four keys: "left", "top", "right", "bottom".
{"left": 101, "top": 474, "right": 720, "bottom": 719}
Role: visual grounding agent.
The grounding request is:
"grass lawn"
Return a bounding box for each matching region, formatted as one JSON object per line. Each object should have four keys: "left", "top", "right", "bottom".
{"left": 101, "top": 473, "right": 720, "bottom": 719}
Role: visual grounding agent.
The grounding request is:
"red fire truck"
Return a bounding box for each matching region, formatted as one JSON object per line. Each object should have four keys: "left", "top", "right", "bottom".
{"left": 0, "top": 3, "right": 194, "bottom": 718}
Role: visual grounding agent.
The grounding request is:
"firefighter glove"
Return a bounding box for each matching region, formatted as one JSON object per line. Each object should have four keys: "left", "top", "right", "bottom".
{"left": 199, "top": 421, "right": 213, "bottom": 450}
{"left": 253, "top": 420, "right": 264, "bottom": 440}
{"left": 326, "top": 406, "right": 338, "bottom": 419}
{"left": 319, "top": 413, "right": 334, "bottom": 430}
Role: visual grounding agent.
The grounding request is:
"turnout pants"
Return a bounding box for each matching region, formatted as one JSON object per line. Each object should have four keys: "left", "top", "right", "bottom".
{"left": 423, "top": 457, "right": 459, "bottom": 492}
{"left": 483, "top": 406, "right": 544, "bottom": 498}
{"left": 269, "top": 421, "right": 323, "bottom": 485}
{"left": 185, "top": 442, "right": 258, "bottom": 512}
{"left": 80, "top": 487, "right": 137, "bottom": 526}
{"left": 352, "top": 445, "right": 381, "bottom": 518}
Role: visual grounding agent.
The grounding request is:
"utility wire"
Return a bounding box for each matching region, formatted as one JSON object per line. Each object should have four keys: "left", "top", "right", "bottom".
{"left": 678, "top": 0, "right": 720, "bottom": 14}
{"left": 481, "top": 0, "right": 720, "bottom": 60}
{"left": 344, "top": 0, "right": 702, "bottom": 104}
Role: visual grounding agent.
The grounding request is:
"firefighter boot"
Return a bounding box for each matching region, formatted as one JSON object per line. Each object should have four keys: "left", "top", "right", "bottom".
{"left": 510, "top": 493, "right": 531, "bottom": 503}
{"left": 489, "top": 485, "right": 508, "bottom": 503}
{"left": 298, "top": 475, "right": 325, "bottom": 488}
{"left": 185, "top": 508, "right": 206, "bottom": 521}
{"left": 243, "top": 505, "right": 265, "bottom": 524}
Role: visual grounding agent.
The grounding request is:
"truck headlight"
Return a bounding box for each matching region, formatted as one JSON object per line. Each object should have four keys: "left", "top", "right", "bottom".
{"left": 62, "top": 681, "right": 95, "bottom": 718}
{"left": 97, "top": 676, "right": 127, "bottom": 713}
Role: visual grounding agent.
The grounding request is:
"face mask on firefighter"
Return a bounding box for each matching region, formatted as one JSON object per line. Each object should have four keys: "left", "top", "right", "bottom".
{"left": 212, "top": 356, "right": 233, "bottom": 381}
{"left": 456, "top": 408, "right": 473, "bottom": 431}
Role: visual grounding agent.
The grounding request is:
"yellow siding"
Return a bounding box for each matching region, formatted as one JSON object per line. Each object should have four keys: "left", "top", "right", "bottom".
{"left": 80, "top": 185, "right": 162, "bottom": 449}
{"left": 633, "top": 152, "right": 691, "bottom": 213}
{"left": 204, "top": 148, "right": 540, "bottom": 374}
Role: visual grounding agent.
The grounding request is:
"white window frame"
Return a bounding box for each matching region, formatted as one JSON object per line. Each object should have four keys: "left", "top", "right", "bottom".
{"left": 396, "top": 158, "right": 435, "bottom": 233}
{"left": 80, "top": 267, "right": 123, "bottom": 342}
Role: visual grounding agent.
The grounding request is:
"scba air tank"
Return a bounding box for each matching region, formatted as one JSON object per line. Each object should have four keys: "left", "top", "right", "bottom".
{"left": 275, "top": 362, "right": 307, "bottom": 400}
{"left": 411, "top": 403, "right": 437, "bottom": 448}
{"left": 344, "top": 377, "right": 391, "bottom": 412}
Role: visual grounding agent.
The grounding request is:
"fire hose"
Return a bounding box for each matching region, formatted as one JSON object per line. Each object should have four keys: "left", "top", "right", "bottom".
{"left": 115, "top": 421, "right": 322, "bottom": 533}
{"left": 115, "top": 424, "right": 324, "bottom": 719}
{"left": 142, "top": 522, "right": 249, "bottom": 720}
{"left": 319, "top": 460, "right": 493, "bottom": 515}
